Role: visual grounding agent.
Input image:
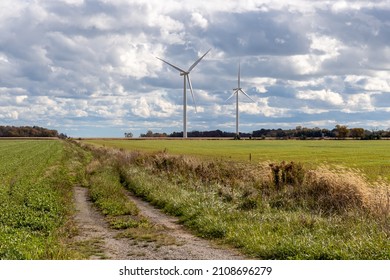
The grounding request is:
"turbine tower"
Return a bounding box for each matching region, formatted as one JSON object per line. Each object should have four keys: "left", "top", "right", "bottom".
{"left": 156, "top": 49, "right": 210, "bottom": 138}
{"left": 226, "top": 62, "right": 255, "bottom": 138}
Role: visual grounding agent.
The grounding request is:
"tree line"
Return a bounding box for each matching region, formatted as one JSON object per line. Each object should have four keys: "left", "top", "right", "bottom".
{"left": 251, "top": 125, "right": 386, "bottom": 140}
{"left": 0, "top": 126, "right": 66, "bottom": 138}
{"left": 134, "top": 125, "right": 390, "bottom": 139}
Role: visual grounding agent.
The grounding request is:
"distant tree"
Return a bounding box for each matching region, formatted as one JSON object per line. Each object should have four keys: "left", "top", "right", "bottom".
{"left": 335, "top": 125, "right": 349, "bottom": 139}
{"left": 140, "top": 130, "right": 167, "bottom": 137}
{"left": 124, "top": 132, "right": 133, "bottom": 138}
{"left": 0, "top": 126, "right": 58, "bottom": 137}
{"left": 145, "top": 130, "right": 153, "bottom": 137}
{"left": 140, "top": 130, "right": 153, "bottom": 137}
{"left": 321, "top": 128, "right": 334, "bottom": 138}
{"left": 350, "top": 128, "right": 365, "bottom": 139}
{"left": 276, "top": 129, "right": 286, "bottom": 138}
{"left": 58, "top": 133, "right": 68, "bottom": 139}
{"left": 169, "top": 131, "right": 183, "bottom": 137}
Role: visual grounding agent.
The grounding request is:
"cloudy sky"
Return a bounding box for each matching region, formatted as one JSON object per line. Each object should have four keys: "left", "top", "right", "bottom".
{"left": 0, "top": 0, "right": 389, "bottom": 137}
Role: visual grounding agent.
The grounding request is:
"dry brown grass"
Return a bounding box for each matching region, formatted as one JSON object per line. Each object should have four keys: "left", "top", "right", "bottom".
{"left": 305, "top": 165, "right": 390, "bottom": 218}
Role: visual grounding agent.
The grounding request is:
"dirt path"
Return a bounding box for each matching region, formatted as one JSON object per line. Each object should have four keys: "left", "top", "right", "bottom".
{"left": 72, "top": 186, "right": 245, "bottom": 260}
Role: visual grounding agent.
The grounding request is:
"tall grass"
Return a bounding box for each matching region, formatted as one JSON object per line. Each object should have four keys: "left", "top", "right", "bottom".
{"left": 79, "top": 142, "right": 389, "bottom": 259}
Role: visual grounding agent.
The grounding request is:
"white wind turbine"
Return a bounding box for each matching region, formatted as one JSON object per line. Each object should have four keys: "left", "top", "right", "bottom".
{"left": 156, "top": 49, "right": 211, "bottom": 138}
{"left": 226, "top": 62, "right": 255, "bottom": 138}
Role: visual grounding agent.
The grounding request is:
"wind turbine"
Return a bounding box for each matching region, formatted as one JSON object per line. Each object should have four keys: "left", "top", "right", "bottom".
{"left": 226, "top": 62, "right": 255, "bottom": 138}
{"left": 156, "top": 49, "right": 211, "bottom": 138}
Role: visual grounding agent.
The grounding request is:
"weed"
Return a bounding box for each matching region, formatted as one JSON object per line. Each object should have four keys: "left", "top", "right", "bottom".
{"left": 108, "top": 216, "right": 148, "bottom": 230}
{"left": 269, "top": 161, "right": 305, "bottom": 190}
{"left": 70, "top": 238, "right": 107, "bottom": 259}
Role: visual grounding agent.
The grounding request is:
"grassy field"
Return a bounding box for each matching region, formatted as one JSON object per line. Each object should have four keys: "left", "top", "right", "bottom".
{"left": 2, "top": 139, "right": 388, "bottom": 259}
{"left": 83, "top": 139, "right": 390, "bottom": 181}
{"left": 80, "top": 141, "right": 390, "bottom": 259}
{"left": 0, "top": 140, "right": 89, "bottom": 259}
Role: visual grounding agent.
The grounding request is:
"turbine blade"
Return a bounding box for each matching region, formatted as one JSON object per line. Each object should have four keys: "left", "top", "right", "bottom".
{"left": 156, "top": 57, "right": 186, "bottom": 73}
{"left": 187, "top": 49, "right": 211, "bottom": 72}
{"left": 240, "top": 89, "right": 255, "bottom": 102}
{"left": 238, "top": 61, "right": 241, "bottom": 88}
{"left": 187, "top": 75, "right": 197, "bottom": 113}
{"left": 226, "top": 90, "right": 237, "bottom": 102}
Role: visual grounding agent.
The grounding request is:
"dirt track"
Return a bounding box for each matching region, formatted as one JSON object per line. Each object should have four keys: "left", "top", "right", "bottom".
{"left": 72, "top": 186, "right": 244, "bottom": 260}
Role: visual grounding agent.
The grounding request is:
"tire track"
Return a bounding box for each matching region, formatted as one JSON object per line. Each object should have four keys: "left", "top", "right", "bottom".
{"left": 72, "top": 186, "right": 245, "bottom": 260}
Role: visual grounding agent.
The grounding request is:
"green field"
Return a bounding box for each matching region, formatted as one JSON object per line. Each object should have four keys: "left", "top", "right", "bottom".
{"left": 83, "top": 139, "right": 390, "bottom": 181}
{"left": 0, "top": 140, "right": 87, "bottom": 259}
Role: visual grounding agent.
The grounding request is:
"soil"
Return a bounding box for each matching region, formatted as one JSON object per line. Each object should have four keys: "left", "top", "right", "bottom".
{"left": 72, "top": 186, "right": 245, "bottom": 260}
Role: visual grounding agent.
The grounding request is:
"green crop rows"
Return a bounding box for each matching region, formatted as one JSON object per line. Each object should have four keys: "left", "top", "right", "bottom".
{"left": 0, "top": 140, "right": 84, "bottom": 259}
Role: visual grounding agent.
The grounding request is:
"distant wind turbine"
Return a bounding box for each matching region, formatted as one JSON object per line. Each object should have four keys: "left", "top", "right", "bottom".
{"left": 156, "top": 49, "right": 211, "bottom": 138}
{"left": 226, "top": 62, "right": 255, "bottom": 138}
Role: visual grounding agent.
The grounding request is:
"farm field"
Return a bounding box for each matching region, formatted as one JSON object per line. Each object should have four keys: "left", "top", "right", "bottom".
{"left": 81, "top": 140, "right": 390, "bottom": 259}
{"left": 0, "top": 140, "right": 88, "bottom": 259}
{"left": 83, "top": 139, "right": 390, "bottom": 182}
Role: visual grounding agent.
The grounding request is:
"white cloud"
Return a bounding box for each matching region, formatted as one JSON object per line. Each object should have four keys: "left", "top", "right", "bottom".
{"left": 364, "top": 78, "right": 390, "bottom": 92}
{"left": 288, "top": 55, "right": 316, "bottom": 75}
{"left": 130, "top": 92, "right": 179, "bottom": 119}
{"left": 343, "top": 93, "right": 375, "bottom": 112}
{"left": 153, "top": 96, "right": 178, "bottom": 117}
{"left": 238, "top": 102, "right": 261, "bottom": 115}
{"left": 9, "top": 111, "right": 19, "bottom": 120}
{"left": 0, "top": 53, "right": 9, "bottom": 63}
{"left": 287, "top": 34, "right": 345, "bottom": 75}
{"left": 0, "top": 87, "right": 28, "bottom": 95}
{"left": 72, "top": 109, "right": 88, "bottom": 118}
{"left": 224, "top": 97, "right": 289, "bottom": 118}
{"left": 300, "top": 106, "right": 329, "bottom": 114}
{"left": 344, "top": 75, "right": 390, "bottom": 92}
{"left": 191, "top": 12, "right": 208, "bottom": 29}
{"left": 248, "top": 77, "right": 277, "bottom": 93}
{"left": 62, "top": 0, "right": 84, "bottom": 6}
{"left": 331, "top": 1, "right": 349, "bottom": 13}
{"left": 286, "top": 78, "right": 325, "bottom": 88}
{"left": 258, "top": 98, "right": 291, "bottom": 118}
{"left": 296, "top": 90, "right": 344, "bottom": 106}
{"left": 36, "top": 96, "right": 57, "bottom": 107}
{"left": 196, "top": 90, "right": 219, "bottom": 102}
{"left": 15, "top": 95, "right": 28, "bottom": 104}
{"left": 310, "top": 34, "right": 343, "bottom": 58}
